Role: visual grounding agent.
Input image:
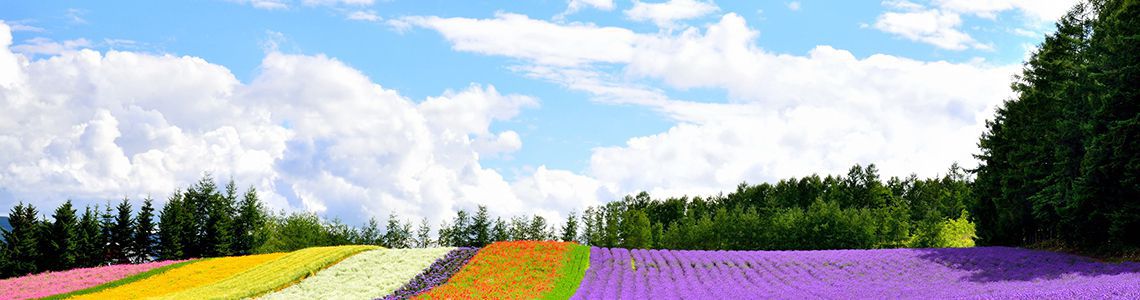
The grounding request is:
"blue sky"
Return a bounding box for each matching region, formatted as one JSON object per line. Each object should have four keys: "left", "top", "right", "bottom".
{"left": 0, "top": 0, "right": 1074, "bottom": 225}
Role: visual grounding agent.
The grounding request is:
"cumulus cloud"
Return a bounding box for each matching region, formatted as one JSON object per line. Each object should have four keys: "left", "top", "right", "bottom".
{"left": 558, "top": 0, "right": 615, "bottom": 19}
{"left": 873, "top": 0, "right": 1079, "bottom": 50}
{"left": 624, "top": 0, "right": 720, "bottom": 28}
{"left": 402, "top": 12, "right": 1020, "bottom": 198}
{"left": 874, "top": 9, "right": 988, "bottom": 50}
{"left": 397, "top": 13, "right": 637, "bottom": 66}
{"left": 0, "top": 22, "right": 597, "bottom": 226}
{"left": 12, "top": 37, "right": 92, "bottom": 55}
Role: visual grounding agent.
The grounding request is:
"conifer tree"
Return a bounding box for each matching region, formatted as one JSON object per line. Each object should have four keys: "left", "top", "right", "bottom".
{"left": 75, "top": 205, "right": 104, "bottom": 267}
{"left": 109, "top": 198, "right": 134, "bottom": 264}
{"left": 132, "top": 197, "right": 157, "bottom": 262}
{"left": 158, "top": 191, "right": 186, "bottom": 260}
{"left": 2, "top": 203, "right": 41, "bottom": 277}
{"left": 471, "top": 206, "right": 491, "bottom": 247}
{"left": 232, "top": 186, "right": 266, "bottom": 255}
{"left": 561, "top": 211, "right": 578, "bottom": 242}
{"left": 45, "top": 200, "right": 79, "bottom": 271}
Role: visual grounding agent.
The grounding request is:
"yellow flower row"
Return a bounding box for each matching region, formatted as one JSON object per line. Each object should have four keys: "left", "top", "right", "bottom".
{"left": 71, "top": 253, "right": 286, "bottom": 300}
{"left": 153, "top": 245, "right": 378, "bottom": 300}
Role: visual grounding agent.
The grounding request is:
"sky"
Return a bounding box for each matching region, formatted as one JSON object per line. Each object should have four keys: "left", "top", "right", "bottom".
{"left": 0, "top": 0, "right": 1078, "bottom": 226}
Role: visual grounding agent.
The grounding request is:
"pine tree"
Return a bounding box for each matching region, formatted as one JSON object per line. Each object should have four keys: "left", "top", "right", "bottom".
{"left": 75, "top": 205, "right": 104, "bottom": 267}
{"left": 416, "top": 218, "right": 432, "bottom": 248}
{"left": 158, "top": 192, "right": 186, "bottom": 260}
{"left": 561, "top": 211, "right": 578, "bottom": 243}
{"left": 231, "top": 186, "right": 266, "bottom": 255}
{"left": 2, "top": 203, "right": 41, "bottom": 277}
{"left": 109, "top": 198, "right": 134, "bottom": 264}
{"left": 382, "top": 213, "right": 410, "bottom": 248}
{"left": 202, "top": 176, "right": 233, "bottom": 257}
{"left": 471, "top": 206, "right": 491, "bottom": 247}
{"left": 491, "top": 218, "right": 508, "bottom": 242}
{"left": 45, "top": 200, "right": 79, "bottom": 271}
{"left": 99, "top": 203, "right": 115, "bottom": 264}
{"left": 449, "top": 210, "right": 471, "bottom": 247}
{"left": 133, "top": 197, "right": 157, "bottom": 263}
{"left": 358, "top": 217, "right": 381, "bottom": 246}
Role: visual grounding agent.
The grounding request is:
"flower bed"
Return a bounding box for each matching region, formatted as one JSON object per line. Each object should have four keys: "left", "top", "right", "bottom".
{"left": 380, "top": 247, "right": 479, "bottom": 300}
{"left": 259, "top": 247, "right": 454, "bottom": 300}
{"left": 414, "top": 241, "right": 579, "bottom": 300}
{"left": 571, "top": 246, "right": 1140, "bottom": 299}
{"left": 69, "top": 253, "right": 286, "bottom": 299}
{"left": 153, "top": 245, "right": 378, "bottom": 299}
{"left": 0, "top": 260, "right": 184, "bottom": 300}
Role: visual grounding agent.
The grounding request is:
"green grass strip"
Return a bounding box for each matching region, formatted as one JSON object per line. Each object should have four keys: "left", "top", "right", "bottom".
{"left": 542, "top": 244, "right": 591, "bottom": 300}
{"left": 37, "top": 259, "right": 204, "bottom": 300}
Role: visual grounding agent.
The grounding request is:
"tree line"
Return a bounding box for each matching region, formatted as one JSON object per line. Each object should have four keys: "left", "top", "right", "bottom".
{"left": 571, "top": 164, "right": 976, "bottom": 251}
{"left": 972, "top": 0, "right": 1140, "bottom": 251}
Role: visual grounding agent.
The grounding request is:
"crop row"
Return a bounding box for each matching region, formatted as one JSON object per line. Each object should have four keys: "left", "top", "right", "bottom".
{"left": 416, "top": 241, "right": 580, "bottom": 300}
{"left": 70, "top": 253, "right": 286, "bottom": 299}
{"left": 0, "top": 259, "right": 185, "bottom": 300}
{"left": 154, "top": 245, "right": 378, "bottom": 299}
{"left": 382, "top": 247, "right": 479, "bottom": 300}
{"left": 259, "top": 247, "right": 454, "bottom": 300}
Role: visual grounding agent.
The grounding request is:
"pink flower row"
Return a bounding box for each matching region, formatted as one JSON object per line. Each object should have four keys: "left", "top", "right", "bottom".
{"left": 0, "top": 260, "right": 185, "bottom": 300}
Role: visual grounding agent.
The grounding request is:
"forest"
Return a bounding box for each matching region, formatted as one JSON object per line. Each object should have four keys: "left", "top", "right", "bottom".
{"left": 0, "top": 0, "right": 1137, "bottom": 280}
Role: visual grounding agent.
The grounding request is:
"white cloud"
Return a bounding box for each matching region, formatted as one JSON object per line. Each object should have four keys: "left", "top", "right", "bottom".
{"left": 398, "top": 13, "right": 638, "bottom": 66}
{"left": 933, "top": 0, "right": 1079, "bottom": 21}
{"left": 0, "top": 24, "right": 597, "bottom": 227}
{"left": 787, "top": 1, "right": 801, "bottom": 11}
{"left": 229, "top": 0, "right": 289, "bottom": 10}
{"left": 873, "top": 0, "right": 1080, "bottom": 50}
{"left": 302, "top": 0, "right": 374, "bottom": 6}
{"left": 874, "top": 10, "right": 988, "bottom": 50}
{"left": 559, "top": 0, "right": 616, "bottom": 18}
{"left": 624, "top": 0, "right": 720, "bottom": 28}
{"left": 11, "top": 37, "right": 92, "bottom": 55}
{"left": 347, "top": 10, "right": 381, "bottom": 22}
{"left": 66, "top": 8, "right": 88, "bottom": 24}
{"left": 406, "top": 12, "right": 1019, "bottom": 198}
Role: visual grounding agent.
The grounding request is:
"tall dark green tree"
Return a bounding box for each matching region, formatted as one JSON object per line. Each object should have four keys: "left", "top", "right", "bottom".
{"left": 2, "top": 203, "right": 41, "bottom": 277}
{"left": 108, "top": 198, "right": 134, "bottom": 264}
{"left": 491, "top": 217, "right": 508, "bottom": 242}
{"left": 203, "top": 177, "right": 234, "bottom": 256}
{"left": 560, "top": 211, "right": 578, "bottom": 243}
{"left": 75, "top": 205, "right": 104, "bottom": 267}
{"left": 470, "top": 206, "right": 491, "bottom": 247}
{"left": 157, "top": 192, "right": 186, "bottom": 260}
{"left": 415, "top": 218, "right": 432, "bottom": 248}
{"left": 132, "top": 197, "right": 157, "bottom": 263}
{"left": 44, "top": 200, "right": 79, "bottom": 271}
{"left": 231, "top": 186, "right": 266, "bottom": 255}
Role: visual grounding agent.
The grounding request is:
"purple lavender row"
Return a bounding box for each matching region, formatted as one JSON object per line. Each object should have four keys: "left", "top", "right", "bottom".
{"left": 572, "top": 246, "right": 1140, "bottom": 299}
{"left": 377, "top": 247, "right": 479, "bottom": 300}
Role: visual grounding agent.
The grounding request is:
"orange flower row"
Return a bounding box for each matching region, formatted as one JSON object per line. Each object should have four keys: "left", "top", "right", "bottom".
{"left": 415, "top": 241, "right": 577, "bottom": 300}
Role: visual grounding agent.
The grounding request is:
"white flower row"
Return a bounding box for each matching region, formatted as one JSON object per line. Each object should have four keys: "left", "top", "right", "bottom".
{"left": 258, "top": 247, "right": 456, "bottom": 300}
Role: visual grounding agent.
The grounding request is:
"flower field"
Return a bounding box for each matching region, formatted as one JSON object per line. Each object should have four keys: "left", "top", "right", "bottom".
{"left": 69, "top": 253, "right": 286, "bottom": 299}
{"left": 3, "top": 243, "right": 1140, "bottom": 299}
{"left": 154, "top": 245, "right": 378, "bottom": 300}
{"left": 259, "top": 247, "right": 454, "bottom": 300}
{"left": 0, "top": 260, "right": 184, "bottom": 300}
{"left": 382, "top": 247, "right": 479, "bottom": 300}
{"left": 415, "top": 241, "right": 581, "bottom": 300}
{"left": 571, "top": 246, "right": 1140, "bottom": 299}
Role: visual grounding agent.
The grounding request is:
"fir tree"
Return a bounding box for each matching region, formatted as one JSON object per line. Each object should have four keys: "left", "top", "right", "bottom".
{"left": 2, "top": 203, "right": 41, "bottom": 277}
{"left": 157, "top": 192, "right": 186, "bottom": 260}
{"left": 132, "top": 197, "right": 157, "bottom": 263}
{"left": 231, "top": 186, "right": 265, "bottom": 255}
{"left": 45, "top": 200, "right": 79, "bottom": 271}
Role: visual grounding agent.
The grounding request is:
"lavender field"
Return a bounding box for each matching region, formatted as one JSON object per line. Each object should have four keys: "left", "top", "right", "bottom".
{"left": 572, "top": 247, "right": 1140, "bottom": 299}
